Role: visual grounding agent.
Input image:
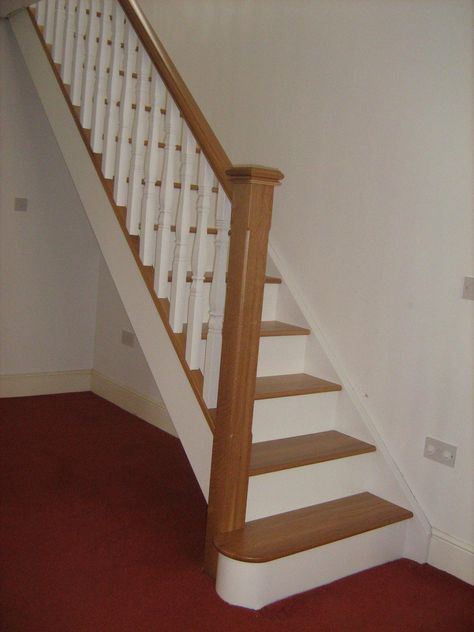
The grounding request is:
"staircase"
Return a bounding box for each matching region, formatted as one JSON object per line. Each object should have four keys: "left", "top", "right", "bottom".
{"left": 9, "top": 0, "right": 429, "bottom": 609}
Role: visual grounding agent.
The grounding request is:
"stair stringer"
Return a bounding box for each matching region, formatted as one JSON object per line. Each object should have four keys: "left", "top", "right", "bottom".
{"left": 9, "top": 9, "right": 213, "bottom": 498}
{"left": 267, "top": 241, "right": 431, "bottom": 561}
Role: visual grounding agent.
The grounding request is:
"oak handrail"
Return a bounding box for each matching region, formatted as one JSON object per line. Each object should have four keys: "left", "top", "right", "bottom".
{"left": 117, "top": 0, "right": 233, "bottom": 199}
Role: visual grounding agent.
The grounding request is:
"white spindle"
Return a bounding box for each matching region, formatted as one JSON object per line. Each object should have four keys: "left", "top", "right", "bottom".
{"left": 52, "top": 0, "right": 66, "bottom": 63}
{"left": 126, "top": 46, "right": 151, "bottom": 234}
{"left": 36, "top": 0, "right": 47, "bottom": 28}
{"left": 80, "top": 0, "right": 100, "bottom": 128}
{"left": 113, "top": 21, "right": 138, "bottom": 205}
{"left": 70, "top": 0, "right": 88, "bottom": 105}
{"left": 102, "top": 2, "right": 125, "bottom": 178}
{"left": 153, "top": 98, "right": 180, "bottom": 298}
{"left": 61, "top": 0, "right": 78, "bottom": 85}
{"left": 169, "top": 124, "right": 196, "bottom": 332}
{"left": 44, "top": 0, "right": 56, "bottom": 44}
{"left": 139, "top": 71, "right": 165, "bottom": 265}
{"left": 203, "top": 189, "right": 231, "bottom": 408}
{"left": 90, "top": 0, "right": 112, "bottom": 152}
{"left": 185, "top": 160, "right": 214, "bottom": 368}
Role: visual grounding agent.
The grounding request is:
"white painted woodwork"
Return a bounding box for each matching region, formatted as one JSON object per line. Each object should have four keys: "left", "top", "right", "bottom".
{"left": 70, "top": 0, "right": 88, "bottom": 106}
{"left": 256, "top": 336, "right": 306, "bottom": 377}
{"left": 10, "top": 8, "right": 213, "bottom": 498}
{"left": 139, "top": 70, "right": 165, "bottom": 265}
{"left": 89, "top": 0, "right": 112, "bottom": 152}
{"left": 113, "top": 20, "right": 138, "bottom": 205}
{"left": 169, "top": 123, "right": 196, "bottom": 332}
{"left": 216, "top": 522, "right": 408, "bottom": 609}
{"left": 185, "top": 159, "right": 214, "bottom": 368}
{"left": 35, "top": 0, "right": 46, "bottom": 26}
{"left": 80, "top": 0, "right": 100, "bottom": 128}
{"left": 202, "top": 188, "right": 230, "bottom": 408}
{"left": 19, "top": 3, "right": 435, "bottom": 605}
{"left": 252, "top": 392, "right": 338, "bottom": 442}
{"left": 246, "top": 454, "right": 377, "bottom": 521}
{"left": 261, "top": 283, "right": 278, "bottom": 321}
{"left": 153, "top": 97, "right": 180, "bottom": 298}
{"left": 51, "top": 0, "right": 65, "bottom": 63}
{"left": 43, "top": 0, "right": 55, "bottom": 43}
{"left": 126, "top": 45, "right": 151, "bottom": 234}
{"left": 101, "top": 1, "right": 124, "bottom": 178}
{"left": 60, "top": 0, "right": 77, "bottom": 85}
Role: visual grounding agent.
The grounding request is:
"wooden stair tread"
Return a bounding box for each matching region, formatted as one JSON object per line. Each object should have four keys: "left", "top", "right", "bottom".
{"left": 255, "top": 373, "right": 341, "bottom": 399}
{"left": 249, "top": 430, "right": 375, "bottom": 476}
{"left": 167, "top": 272, "right": 281, "bottom": 284}
{"left": 189, "top": 320, "right": 310, "bottom": 341}
{"left": 214, "top": 492, "right": 413, "bottom": 563}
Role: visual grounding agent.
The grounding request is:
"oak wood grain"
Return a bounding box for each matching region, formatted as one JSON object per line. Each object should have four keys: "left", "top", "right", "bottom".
{"left": 249, "top": 430, "right": 376, "bottom": 476}
{"left": 117, "top": 0, "right": 233, "bottom": 198}
{"left": 26, "top": 10, "right": 216, "bottom": 433}
{"left": 205, "top": 165, "right": 284, "bottom": 576}
{"left": 214, "top": 492, "right": 413, "bottom": 563}
{"left": 255, "top": 373, "right": 342, "bottom": 399}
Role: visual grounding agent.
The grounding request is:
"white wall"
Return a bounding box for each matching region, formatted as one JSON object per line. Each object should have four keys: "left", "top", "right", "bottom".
{"left": 138, "top": 0, "right": 473, "bottom": 549}
{"left": 0, "top": 19, "right": 99, "bottom": 375}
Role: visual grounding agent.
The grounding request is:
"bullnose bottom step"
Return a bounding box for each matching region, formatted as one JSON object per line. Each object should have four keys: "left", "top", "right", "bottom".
{"left": 214, "top": 492, "right": 413, "bottom": 563}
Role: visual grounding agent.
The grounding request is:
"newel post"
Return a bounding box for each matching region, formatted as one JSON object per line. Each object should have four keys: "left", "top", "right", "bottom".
{"left": 204, "top": 165, "right": 284, "bottom": 576}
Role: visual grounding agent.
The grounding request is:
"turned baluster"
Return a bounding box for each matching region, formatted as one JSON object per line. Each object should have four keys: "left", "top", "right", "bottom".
{"left": 203, "top": 188, "right": 231, "bottom": 408}
{"left": 101, "top": 1, "right": 125, "bottom": 179}
{"left": 90, "top": 0, "right": 113, "bottom": 153}
{"left": 51, "top": 0, "right": 66, "bottom": 63}
{"left": 139, "top": 70, "right": 165, "bottom": 265}
{"left": 153, "top": 98, "right": 180, "bottom": 298}
{"left": 60, "top": 0, "right": 78, "bottom": 85}
{"left": 126, "top": 45, "right": 151, "bottom": 234}
{"left": 185, "top": 160, "right": 214, "bottom": 368}
{"left": 80, "top": 0, "right": 100, "bottom": 128}
{"left": 70, "top": 0, "right": 88, "bottom": 105}
{"left": 113, "top": 19, "right": 138, "bottom": 205}
{"left": 169, "top": 123, "right": 196, "bottom": 332}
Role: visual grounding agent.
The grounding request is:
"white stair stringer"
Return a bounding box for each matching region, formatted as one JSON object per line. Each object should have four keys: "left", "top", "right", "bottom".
{"left": 9, "top": 9, "right": 213, "bottom": 498}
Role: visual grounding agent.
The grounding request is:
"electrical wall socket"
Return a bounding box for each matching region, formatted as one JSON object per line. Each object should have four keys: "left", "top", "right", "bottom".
{"left": 14, "top": 197, "right": 28, "bottom": 212}
{"left": 424, "top": 437, "right": 457, "bottom": 468}
{"left": 462, "top": 277, "right": 474, "bottom": 300}
{"left": 121, "top": 330, "right": 135, "bottom": 347}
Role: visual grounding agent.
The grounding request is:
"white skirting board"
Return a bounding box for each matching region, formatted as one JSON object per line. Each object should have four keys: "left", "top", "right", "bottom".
{"left": 90, "top": 370, "right": 176, "bottom": 437}
{"left": 428, "top": 528, "right": 474, "bottom": 586}
{"left": 0, "top": 369, "right": 176, "bottom": 437}
{"left": 0, "top": 370, "right": 91, "bottom": 397}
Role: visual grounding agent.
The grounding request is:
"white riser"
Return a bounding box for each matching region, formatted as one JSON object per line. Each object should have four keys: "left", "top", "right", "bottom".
{"left": 261, "top": 283, "right": 279, "bottom": 320}
{"left": 199, "top": 334, "right": 307, "bottom": 377}
{"left": 256, "top": 336, "right": 306, "bottom": 377}
{"left": 216, "top": 521, "right": 408, "bottom": 609}
{"left": 252, "top": 392, "right": 338, "bottom": 442}
{"left": 246, "top": 452, "right": 377, "bottom": 521}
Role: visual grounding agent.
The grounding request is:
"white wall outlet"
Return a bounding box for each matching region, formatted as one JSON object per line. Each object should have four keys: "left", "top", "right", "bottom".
{"left": 121, "top": 329, "right": 135, "bottom": 347}
{"left": 14, "top": 197, "right": 28, "bottom": 212}
{"left": 462, "top": 277, "right": 474, "bottom": 300}
{"left": 424, "top": 437, "right": 457, "bottom": 468}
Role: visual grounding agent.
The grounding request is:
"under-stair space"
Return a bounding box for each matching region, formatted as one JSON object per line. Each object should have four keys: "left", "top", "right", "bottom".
{"left": 9, "top": 0, "right": 430, "bottom": 610}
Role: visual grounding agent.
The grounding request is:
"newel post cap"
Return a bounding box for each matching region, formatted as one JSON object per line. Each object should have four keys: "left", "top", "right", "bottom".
{"left": 226, "top": 164, "right": 284, "bottom": 186}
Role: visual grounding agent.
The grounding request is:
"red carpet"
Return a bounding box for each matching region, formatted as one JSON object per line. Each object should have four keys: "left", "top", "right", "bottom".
{"left": 1, "top": 392, "right": 472, "bottom": 632}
